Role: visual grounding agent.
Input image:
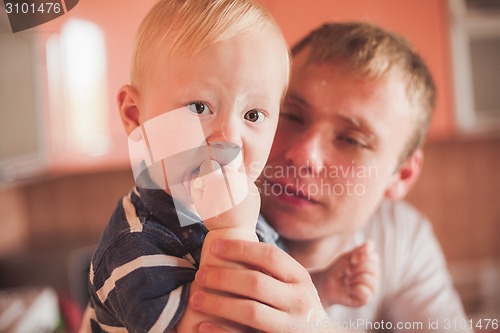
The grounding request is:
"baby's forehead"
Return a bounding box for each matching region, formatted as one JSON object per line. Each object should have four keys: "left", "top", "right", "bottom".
{"left": 143, "top": 30, "right": 289, "bottom": 86}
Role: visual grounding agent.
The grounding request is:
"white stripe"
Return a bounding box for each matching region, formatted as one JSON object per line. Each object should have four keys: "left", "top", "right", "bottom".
{"left": 97, "top": 254, "right": 195, "bottom": 303}
{"left": 89, "top": 262, "right": 95, "bottom": 284}
{"left": 85, "top": 306, "right": 128, "bottom": 333}
{"left": 122, "top": 193, "right": 143, "bottom": 233}
{"left": 148, "top": 285, "right": 183, "bottom": 333}
{"left": 133, "top": 187, "right": 140, "bottom": 197}
{"left": 98, "top": 323, "right": 128, "bottom": 333}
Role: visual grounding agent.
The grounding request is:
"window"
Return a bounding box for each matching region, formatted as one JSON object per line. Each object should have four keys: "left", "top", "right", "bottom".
{"left": 449, "top": 0, "right": 500, "bottom": 133}
{"left": 46, "top": 19, "right": 110, "bottom": 158}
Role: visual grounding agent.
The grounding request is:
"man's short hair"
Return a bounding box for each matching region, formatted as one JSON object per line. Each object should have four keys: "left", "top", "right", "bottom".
{"left": 131, "top": 0, "right": 287, "bottom": 91}
{"left": 292, "top": 22, "right": 436, "bottom": 162}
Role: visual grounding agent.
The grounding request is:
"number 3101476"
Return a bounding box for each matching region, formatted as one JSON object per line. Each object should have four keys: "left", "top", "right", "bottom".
{"left": 5, "top": 2, "right": 62, "bottom": 14}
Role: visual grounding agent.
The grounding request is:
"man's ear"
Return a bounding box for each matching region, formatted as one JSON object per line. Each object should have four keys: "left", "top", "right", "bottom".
{"left": 117, "top": 85, "right": 141, "bottom": 135}
{"left": 384, "top": 149, "right": 423, "bottom": 200}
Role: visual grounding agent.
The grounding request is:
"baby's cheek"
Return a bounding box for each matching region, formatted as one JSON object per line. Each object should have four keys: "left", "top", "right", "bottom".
{"left": 244, "top": 158, "right": 267, "bottom": 183}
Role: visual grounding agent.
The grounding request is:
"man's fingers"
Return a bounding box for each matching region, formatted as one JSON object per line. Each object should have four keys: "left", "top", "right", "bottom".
{"left": 198, "top": 322, "right": 233, "bottom": 333}
{"left": 190, "top": 290, "right": 291, "bottom": 333}
{"left": 196, "top": 266, "right": 296, "bottom": 311}
{"left": 209, "top": 239, "right": 310, "bottom": 283}
{"left": 198, "top": 321, "right": 255, "bottom": 333}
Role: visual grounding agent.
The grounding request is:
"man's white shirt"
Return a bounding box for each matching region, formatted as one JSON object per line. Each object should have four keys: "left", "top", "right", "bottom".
{"left": 326, "top": 200, "right": 471, "bottom": 333}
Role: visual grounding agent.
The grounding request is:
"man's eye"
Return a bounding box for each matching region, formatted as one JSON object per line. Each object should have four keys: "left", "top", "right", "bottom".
{"left": 187, "top": 102, "right": 211, "bottom": 115}
{"left": 338, "top": 136, "right": 367, "bottom": 148}
{"left": 244, "top": 109, "right": 265, "bottom": 123}
{"left": 345, "top": 137, "right": 360, "bottom": 146}
{"left": 279, "top": 112, "right": 303, "bottom": 124}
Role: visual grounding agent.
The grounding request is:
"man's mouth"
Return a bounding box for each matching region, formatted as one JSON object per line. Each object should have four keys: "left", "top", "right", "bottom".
{"left": 263, "top": 179, "right": 321, "bottom": 206}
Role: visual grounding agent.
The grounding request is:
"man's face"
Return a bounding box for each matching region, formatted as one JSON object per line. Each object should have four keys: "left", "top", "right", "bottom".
{"left": 259, "top": 48, "right": 414, "bottom": 241}
{"left": 132, "top": 30, "right": 288, "bottom": 204}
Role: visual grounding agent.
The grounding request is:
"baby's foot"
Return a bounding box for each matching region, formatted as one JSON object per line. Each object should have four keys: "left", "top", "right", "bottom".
{"left": 321, "top": 241, "right": 379, "bottom": 307}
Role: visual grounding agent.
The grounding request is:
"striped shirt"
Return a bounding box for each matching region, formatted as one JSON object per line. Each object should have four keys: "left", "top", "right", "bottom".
{"left": 87, "top": 186, "right": 277, "bottom": 332}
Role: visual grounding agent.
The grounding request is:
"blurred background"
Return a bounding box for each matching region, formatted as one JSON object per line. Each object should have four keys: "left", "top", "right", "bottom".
{"left": 0, "top": 0, "right": 499, "bottom": 331}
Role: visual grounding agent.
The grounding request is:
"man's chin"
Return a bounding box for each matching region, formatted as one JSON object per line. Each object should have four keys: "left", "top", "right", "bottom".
{"left": 265, "top": 211, "right": 320, "bottom": 239}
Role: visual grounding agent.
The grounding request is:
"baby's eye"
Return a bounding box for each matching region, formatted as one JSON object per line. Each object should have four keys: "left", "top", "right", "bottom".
{"left": 244, "top": 109, "right": 265, "bottom": 123}
{"left": 187, "top": 102, "right": 211, "bottom": 115}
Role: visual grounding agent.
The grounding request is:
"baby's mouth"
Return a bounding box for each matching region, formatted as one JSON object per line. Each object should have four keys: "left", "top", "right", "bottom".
{"left": 182, "top": 148, "right": 243, "bottom": 197}
{"left": 184, "top": 160, "right": 220, "bottom": 195}
{"left": 184, "top": 164, "right": 202, "bottom": 196}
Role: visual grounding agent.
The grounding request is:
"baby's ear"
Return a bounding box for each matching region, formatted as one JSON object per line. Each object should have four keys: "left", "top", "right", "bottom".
{"left": 117, "top": 85, "right": 141, "bottom": 135}
{"left": 384, "top": 149, "right": 423, "bottom": 200}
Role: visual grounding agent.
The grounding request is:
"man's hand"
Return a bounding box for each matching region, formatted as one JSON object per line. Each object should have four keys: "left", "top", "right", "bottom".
{"left": 189, "top": 239, "right": 336, "bottom": 333}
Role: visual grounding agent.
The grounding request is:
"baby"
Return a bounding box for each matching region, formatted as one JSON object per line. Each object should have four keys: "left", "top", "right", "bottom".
{"left": 85, "top": 0, "right": 377, "bottom": 332}
{"left": 87, "top": 0, "right": 289, "bottom": 332}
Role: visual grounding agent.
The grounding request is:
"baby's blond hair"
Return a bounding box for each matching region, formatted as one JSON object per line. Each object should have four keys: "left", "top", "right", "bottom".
{"left": 131, "top": 0, "right": 287, "bottom": 91}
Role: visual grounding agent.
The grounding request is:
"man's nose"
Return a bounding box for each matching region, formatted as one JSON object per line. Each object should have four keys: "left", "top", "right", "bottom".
{"left": 284, "top": 129, "right": 325, "bottom": 175}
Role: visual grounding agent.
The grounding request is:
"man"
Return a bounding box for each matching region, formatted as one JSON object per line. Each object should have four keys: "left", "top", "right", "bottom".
{"left": 189, "top": 23, "right": 470, "bottom": 333}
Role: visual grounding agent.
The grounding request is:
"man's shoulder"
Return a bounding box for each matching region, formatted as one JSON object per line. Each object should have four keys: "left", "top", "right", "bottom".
{"left": 364, "top": 199, "right": 432, "bottom": 240}
{"left": 373, "top": 199, "right": 428, "bottom": 225}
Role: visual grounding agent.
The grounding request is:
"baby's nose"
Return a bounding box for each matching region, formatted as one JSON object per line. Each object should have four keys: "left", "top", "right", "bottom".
{"left": 209, "top": 142, "right": 241, "bottom": 168}
{"left": 208, "top": 117, "right": 243, "bottom": 147}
